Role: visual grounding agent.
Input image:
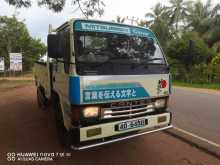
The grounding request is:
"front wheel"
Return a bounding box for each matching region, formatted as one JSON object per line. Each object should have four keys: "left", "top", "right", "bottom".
{"left": 37, "top": 87, "right": 48, "bottom": 110}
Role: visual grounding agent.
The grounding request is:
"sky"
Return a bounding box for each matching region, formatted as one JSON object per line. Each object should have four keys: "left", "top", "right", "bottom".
{"left": 0, "top": 0, "right": 219, "bottom": 44}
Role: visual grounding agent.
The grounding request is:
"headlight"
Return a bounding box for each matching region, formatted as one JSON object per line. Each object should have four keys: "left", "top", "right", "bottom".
{"left": 154, "top": 99, "right": 166, "bottom": 109}
{"left": 83, "top": 106, "right": 99, "bottom": 118}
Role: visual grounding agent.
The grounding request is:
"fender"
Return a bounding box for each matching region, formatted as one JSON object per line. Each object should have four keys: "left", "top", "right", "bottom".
{"left": 52, "top": 90, "right": 72, "bottom": 130}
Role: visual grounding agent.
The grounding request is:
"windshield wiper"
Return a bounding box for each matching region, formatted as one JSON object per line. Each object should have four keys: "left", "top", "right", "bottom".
{"left": 77, "top": 57, "right": 166, "bottom": 69}
{"left": 129, "top": 58, "right": 166, "bottom": 69}
{"left": 146, "top": 57, "right": 164, "bottom": 62}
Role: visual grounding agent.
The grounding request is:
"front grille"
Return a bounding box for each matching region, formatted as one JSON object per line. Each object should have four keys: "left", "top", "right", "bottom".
{"left": 101, "top": 102, "right": 155, "bottom": 119}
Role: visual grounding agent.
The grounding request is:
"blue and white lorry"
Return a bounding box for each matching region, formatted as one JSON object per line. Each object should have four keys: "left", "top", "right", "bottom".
{"left": 34, "top": 19, "right": 173, "bottom": 150}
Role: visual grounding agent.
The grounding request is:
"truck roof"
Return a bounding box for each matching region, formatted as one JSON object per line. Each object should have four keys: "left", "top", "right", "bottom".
{"left": 55, "top": 18, "right": 152, "bottom": 33}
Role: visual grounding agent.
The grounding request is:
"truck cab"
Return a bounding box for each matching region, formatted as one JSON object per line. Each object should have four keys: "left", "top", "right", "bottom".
{"left": 34, "top": 19, "right": 172, "bottom": 149}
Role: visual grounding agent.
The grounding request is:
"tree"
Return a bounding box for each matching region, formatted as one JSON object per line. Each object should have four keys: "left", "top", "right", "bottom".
{"left": 144, "top": 3, "right": 173, "bottom": 48}
{"left": 186, "top": 0, "right": 220, "bottom": 47}
{"left": 209, "top": 53, "right": 220, "bottom": 82}
{"left": 145, "top": 3, "right": 167, "bottom": 26}
{"left": 166, "top": 31, "right": 214, "bottom": 81}
{"left": 167, "top": 32, "right": 213, "bottom": 66}
{"left": 0, "top": 16, "right": 46, "bottom": 71}
{"left": 187, "top": 0, "right": 210, "bottom": 33}
{"left": 4, "top": 0, "right": 105, "bottom": 18}
{"left": 142, "top": 0, "right": 219, "bottom": 83}
{"left": 166, "top": 0, "right": 192, "bottom": 32}
{"left": 115, "top": 16, "right": 125, "bottom": 23}
{"left": 186, "top": 0, "right": 217, "bottom": 33}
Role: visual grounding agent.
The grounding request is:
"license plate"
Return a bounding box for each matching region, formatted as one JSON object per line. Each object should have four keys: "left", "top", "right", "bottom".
{"left": 116, "top": 119, "right": 146, "bottom": 131}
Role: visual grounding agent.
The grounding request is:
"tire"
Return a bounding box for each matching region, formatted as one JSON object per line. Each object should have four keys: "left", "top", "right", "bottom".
{"left": 37, "top": 87, "right": 48, "bottom": 110}
{"left": 52, "top": 93, "right": 72, "bottom": 148}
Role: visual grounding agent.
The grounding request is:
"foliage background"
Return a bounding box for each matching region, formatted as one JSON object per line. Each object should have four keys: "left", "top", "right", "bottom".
{"left": 2, "top": 0, "right": 220, "bottom": 84}
{"left": 138, "top": 0, "right": 220, "bottom": 84}
{"left": 0, "top": 16, "right": 46, "bottom": 71}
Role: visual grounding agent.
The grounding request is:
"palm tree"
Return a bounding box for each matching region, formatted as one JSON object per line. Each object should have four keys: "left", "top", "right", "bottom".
{"left": 145, "top": 3, "right": 168, "bottom": 26}
{"left": 113, "top": 16, "right": 125, "bottom": 23}
{"left": 187, "top": 0, "right": 211, "bottom": 33}
{"left": 186, "top": 0, "right": 220, "bottom": 47}
{"left": 144, "top": 3, "right": 173, "bottom": 48}
{"left": 166, "top": 0, "right": 192, "bottom": 32}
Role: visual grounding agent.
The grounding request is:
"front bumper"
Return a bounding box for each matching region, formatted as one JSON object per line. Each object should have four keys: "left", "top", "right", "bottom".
{"left": 70, "top": 112, "right": 172, "bottom": 150}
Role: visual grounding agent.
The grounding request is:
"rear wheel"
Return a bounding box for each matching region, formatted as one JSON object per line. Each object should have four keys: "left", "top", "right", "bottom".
{"left": 52, "top": 92, "right": 72, "bottom": 148}
{"left": 37, "top": 87, "right": 48, "bottom": 110}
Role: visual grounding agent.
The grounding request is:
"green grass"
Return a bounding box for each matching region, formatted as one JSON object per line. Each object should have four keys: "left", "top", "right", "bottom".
{"left": 173, "top": 81, "right": 220, "bottom": 90}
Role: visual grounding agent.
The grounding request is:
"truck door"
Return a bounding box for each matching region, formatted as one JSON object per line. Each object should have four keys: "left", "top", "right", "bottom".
{"left": 53, "top": 27, "right": 72, "bottom": 129}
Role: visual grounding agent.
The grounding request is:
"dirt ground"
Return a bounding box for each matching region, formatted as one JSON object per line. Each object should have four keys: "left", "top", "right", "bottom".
{"left": 0, "top": 73, "right": 34, "bottom": 81}
{"left": 0, "top": 85, "right": 219, "bottom": 165}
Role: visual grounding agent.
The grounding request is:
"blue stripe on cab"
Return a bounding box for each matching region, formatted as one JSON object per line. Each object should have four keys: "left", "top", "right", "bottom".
{"left": 83, "top": 87, "right": 150, "bottom": 103}
{"left": 74, "top": 20, "right": 155, "bottom": 39}
{"left": 69, "top": 76, "right": 81, "bottom": 105}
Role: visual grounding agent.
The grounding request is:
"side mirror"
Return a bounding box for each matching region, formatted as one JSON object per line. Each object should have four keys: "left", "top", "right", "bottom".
{"left": 47, "top": 34, "right": 62, "bottom": 58}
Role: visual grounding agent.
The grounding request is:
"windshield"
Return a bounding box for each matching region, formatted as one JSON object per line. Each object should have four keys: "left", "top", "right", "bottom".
{"left": 76, "top": 33, "right": 165, "bottom": 63}
{"left": 74, "top": 21, "right": 168, "bottom": 75}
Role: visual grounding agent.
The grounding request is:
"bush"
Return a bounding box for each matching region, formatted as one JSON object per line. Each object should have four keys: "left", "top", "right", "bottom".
{"left": 167, "top": 32, "right": 214, "bottom": 82}
{"left": 210, "top": 53, "right": 220, "bottom": 83}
